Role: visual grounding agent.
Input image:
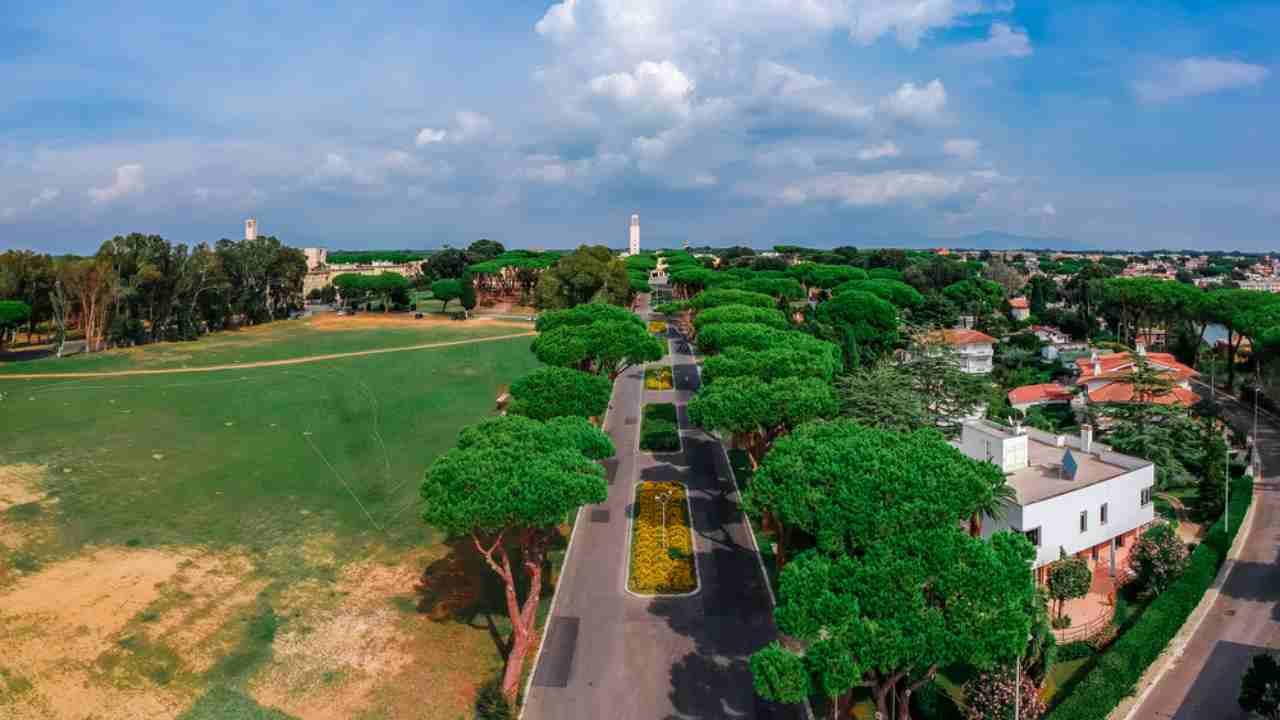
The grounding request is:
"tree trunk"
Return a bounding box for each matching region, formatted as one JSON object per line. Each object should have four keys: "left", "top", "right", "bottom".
{"left": 472, "top": 528, "right": 550, "bottom": 706}
{"left": 969, "top": 513, "right": 982, "bottom": 537}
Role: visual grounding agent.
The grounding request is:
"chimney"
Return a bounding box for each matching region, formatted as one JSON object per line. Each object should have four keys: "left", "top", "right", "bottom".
{"left": 1080, "top": 424, "right": 1093, "bottom": 453}
{"left": 1135, "top": 342, "right": 1146, "bottom": 356}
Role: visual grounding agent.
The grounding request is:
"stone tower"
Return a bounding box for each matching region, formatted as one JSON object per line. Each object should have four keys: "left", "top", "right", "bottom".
{"left": 629, "top": 213, "right": 640, "bottom": 255}
{"left": 245, "top": 218, "right": 258, "bottom": 240}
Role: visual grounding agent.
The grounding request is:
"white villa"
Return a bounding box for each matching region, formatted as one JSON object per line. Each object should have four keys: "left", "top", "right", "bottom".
{"left": 959, "top": 419, "right": 1155, "bottom": 584}
{"left": 928, "top": 328, "right": 996, "bottom": 374}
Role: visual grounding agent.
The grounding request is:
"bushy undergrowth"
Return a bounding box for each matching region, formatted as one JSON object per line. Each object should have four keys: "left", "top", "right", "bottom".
{"left": 1045, "top": 477, "right": 1252, "bottom": 720}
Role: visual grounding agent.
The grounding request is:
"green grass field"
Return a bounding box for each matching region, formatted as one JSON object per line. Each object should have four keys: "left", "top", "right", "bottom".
{"left": 0, "top": 314, "right": 530, "bottom": 375}
{"left": 0, "top": 320, "right": 545, "bottom": 719}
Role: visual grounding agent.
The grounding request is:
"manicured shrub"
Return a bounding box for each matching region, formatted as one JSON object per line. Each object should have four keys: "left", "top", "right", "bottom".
{"left": 639, "top": 403, "right": 680, "bottom": 451}
{"left": 1044, "top": 477, "right": 1252, "bottom": 720}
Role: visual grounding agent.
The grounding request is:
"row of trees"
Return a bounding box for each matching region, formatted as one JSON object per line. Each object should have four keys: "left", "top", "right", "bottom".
{"left": 0, "top": 235, "right": 307, "bottom": 355}
{"left": 420, "top": 288, "right": 645, "bottom": 704}
{"left": 650, "top": 269, "right": 1037, "bottom": 719}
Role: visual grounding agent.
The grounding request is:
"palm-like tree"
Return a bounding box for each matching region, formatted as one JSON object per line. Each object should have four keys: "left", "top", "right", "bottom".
{"left": 969, "top": 475, "right": 1018, "bottom": 537}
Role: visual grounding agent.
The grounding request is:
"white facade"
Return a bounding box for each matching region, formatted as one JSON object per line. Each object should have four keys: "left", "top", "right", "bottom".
{"left": 629, "top": 213, "right": 640, "bottom": 256}
{"left": 245, "top": 218, "right": 258, "bottom": 240}
{"left": 961, "top": 421, "right": 1155, "bottom": 570}
{"left": 955, "top": 342, "right": 994, "bottom": 374}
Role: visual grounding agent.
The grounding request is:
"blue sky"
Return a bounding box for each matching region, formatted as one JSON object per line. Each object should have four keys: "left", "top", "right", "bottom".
{"left": 1, "top": 0, "right": 1277, "bottom": 253}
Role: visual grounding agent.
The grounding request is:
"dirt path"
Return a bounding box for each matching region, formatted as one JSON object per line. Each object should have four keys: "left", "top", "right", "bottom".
{"left": 0, "top": 331, "right": 536, "bottom": 380}
{"left": 1157, "top": 492, "right": 1204, "bottom": 543}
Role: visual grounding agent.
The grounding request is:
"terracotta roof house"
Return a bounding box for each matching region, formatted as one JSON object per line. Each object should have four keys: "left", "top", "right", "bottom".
{"left": 1074, "top": 348, "right": 1200, "bottom": 407}
{"left": 1009, "top": 296, "right": 1031, "bottom": 321}
{"left": 925, "top": 328, "right": 997, "bottom": 374}
{"left": 1008, "top": 383, "right": 1074, "bottom": 411}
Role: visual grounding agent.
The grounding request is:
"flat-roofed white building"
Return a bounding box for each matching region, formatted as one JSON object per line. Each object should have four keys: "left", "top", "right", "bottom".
{"left": 958, "top": 419, "right": 1155, "bottom": 582}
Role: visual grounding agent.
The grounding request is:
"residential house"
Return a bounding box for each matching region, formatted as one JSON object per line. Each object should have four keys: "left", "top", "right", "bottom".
{"left": 1008, "top": 383, "right": 1074, "bottom": 412}
{"left": 927, "top": 328, "right": 996, "bottom": 374}
{"left": 1074, "top": 347, "right": 1200, "bottom": 407}
{"left": 1009, "top": 296, "right": 1031, "bottom": 321}
{"left": 959, "top": 420, "right": 1155, "bottom": 582}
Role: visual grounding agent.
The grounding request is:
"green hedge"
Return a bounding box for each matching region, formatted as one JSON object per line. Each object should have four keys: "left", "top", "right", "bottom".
{"left": 1045, "top": 476, "right": 1253, "bottom": 720}
{"left": 640, "top": 403, "right": 681, "bottom": 452}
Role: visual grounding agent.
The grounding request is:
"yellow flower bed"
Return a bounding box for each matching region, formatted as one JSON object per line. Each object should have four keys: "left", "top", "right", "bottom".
{"left": 644, "top": 366, "right": 674, "bottom": 390}
{"left": 629, "top": 481, "right": 697, "bottom": 594}
{"left": 648, "top": 320, "right": 668, "bottom": 333}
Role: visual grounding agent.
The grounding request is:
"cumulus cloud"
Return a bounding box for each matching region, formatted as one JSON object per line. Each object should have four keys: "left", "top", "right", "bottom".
{"left": 857, "top": 141, "right": 901, "bottom": 160}
{"left": 88, "top": 164, "right": 145, "bottom": 204}
{"left": 589, "top": 60, "right": 694, "bottom": 117}
{"left": 943, "top": 138, "right": 980, "bottom": 159}
{"left": 752, "top": 61, "right": 872, "bottom": 123}
{"left": 1134, "top": 57, "right": 1269, "bottom": 103}
{"left": 779, "top": 170, "right": 965, "bottom": 207}
{"left": 881, "top": 80, "right": 947, "bottom": 123}
{"left": 956, "top": 23, "right": 1032, "bottom": 59}
{"left": 415, "top": 110, "right": 494, "bottom": 146}
{"left": 534, "top": 0, "right": 986, "bottom": 53}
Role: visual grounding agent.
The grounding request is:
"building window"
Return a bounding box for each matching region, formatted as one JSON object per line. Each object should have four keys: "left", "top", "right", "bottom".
{"left": 1140, "top": 487, "right": 1152, "bottom": 506}
{"left": 1116, "top": 533, "right": 1126, "bottom": 548}
{"left": 1025, "top": 527, "right": 1041, "bottom": 547}
{"left": 1079, "top": 510, "right": 1088, "bottom": 533}
{"left": 1091, "top": 546, "right": 1099, "bottom": 561}
{"left": 1100, "top": 503, "right": 1109, "bottom": 525}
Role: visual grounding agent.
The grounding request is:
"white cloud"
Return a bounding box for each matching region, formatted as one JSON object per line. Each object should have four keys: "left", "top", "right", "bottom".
{"left": 881, "top": 80, "right": 947, "bottom": 123}
{"left": 693, "top": 172, "right": 717, "bottom": 186}
{"left": 415, "top": 128, "right": 447, "bottom": 146}
{"left": 857, "top": 141, "right": 901, "bottom": 160}
{"left": 414, "top": 111, "right": 494, "bottom": 146}
{"left": 589, "top": 60, "right": 694, "bottom": 117}
{"left": 453, "top": 111, "right": 494, "bottom": 142}
{"left": 943, "top": 138, "right": 980, "bottom": 159}
{"left": 535, "top": 0, "right": 579, "bottom": 41}
{"left": 1135, "top": 57, "right": 1269, "bottom": 103}
{"left": 29, "top": 188, "right": 60, "bottom": 208}
{"left": 956, "top": 23, "right": 1032, "bottom": 59}
{"left": 752, "top": 61, "right": 872, "bottom": 123}
{"left": 88, "top": 164, "right": 145, "bottom": 204}
{"left": 1032, "top": 202, "right": 1057, "bottom": 216}
{"left": 779, "top": 170, "right": 965, "bottom": 206}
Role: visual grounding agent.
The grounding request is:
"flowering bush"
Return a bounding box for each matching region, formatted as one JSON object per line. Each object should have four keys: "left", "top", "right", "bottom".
{"left": 645, "top": 366, "right": 674, "bottom": 390}
{"left": 628, "top": 481, "right": 696, "bottom": 594}
{"left": 1130, "top": 521, "right": 1188, "bottom": 594}
{"left": 648, "top": 320, "right": 668, "bottom": 334}
{"left": 963, "top": 666, "right": 1047, "bottom": 720}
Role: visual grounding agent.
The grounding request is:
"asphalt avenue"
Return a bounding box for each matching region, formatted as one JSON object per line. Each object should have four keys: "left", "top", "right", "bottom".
{"left": 1128, "top": 380, "right": 1280, "bottom": 719}
{"left": 521, "top": 293, "right": 799, "bottom": 720}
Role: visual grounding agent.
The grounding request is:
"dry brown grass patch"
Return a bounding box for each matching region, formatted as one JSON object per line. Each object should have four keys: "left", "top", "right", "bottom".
{"left": 0, "top": 464, "right": 45, "bottom": 512}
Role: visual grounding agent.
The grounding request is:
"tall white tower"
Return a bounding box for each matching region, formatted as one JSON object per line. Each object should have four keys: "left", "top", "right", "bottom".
{"left": 629, "top": 213, "right": 640, "bottom": 255}
{"left": 245, "top": 218, "right": 258, "bottom": 240}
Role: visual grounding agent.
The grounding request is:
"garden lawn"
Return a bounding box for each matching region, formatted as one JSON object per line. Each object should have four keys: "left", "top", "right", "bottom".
{"left": 0, "top": 328, "right": 544, "bottom": 719}
{"left": 0, "top": 314, "right": 529, "bottom": 375}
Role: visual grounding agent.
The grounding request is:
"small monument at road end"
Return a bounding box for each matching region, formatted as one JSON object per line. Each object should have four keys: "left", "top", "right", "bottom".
{"left": 629, "top": 213, "right": 640, "bottom": 256}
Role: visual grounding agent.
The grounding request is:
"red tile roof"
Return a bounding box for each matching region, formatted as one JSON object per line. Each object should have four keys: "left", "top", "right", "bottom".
{"left": 1008, "top": 383, "right": 1073, "bottom": 405}
{"left": 1009, "top": 297, "right": 1029, "bottom": 309}
{"left": 1086, "top": 383, "right": 1200, "bottom": 406}
{"left": 929, "top": 328, "right": 997, "bottom": 346}
{"left": 1075, "top": 352, "right": 1196, "bottom": 382}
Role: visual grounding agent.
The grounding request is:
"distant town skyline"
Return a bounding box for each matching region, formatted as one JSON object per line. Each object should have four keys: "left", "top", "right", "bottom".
{"left": 2, "top": 1, "right": 1277, "bottom": 254}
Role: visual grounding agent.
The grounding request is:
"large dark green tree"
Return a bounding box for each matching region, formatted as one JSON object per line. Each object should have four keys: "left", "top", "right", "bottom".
{"left": 1239, "top": 653, "right": 1280, "bottom": 720}
{"left": 815, "top": 290, "right": 900, "bottom": 367}
{"left": 508, "top": 366, "right": 613, "bottom": 422}
{"left": 420, "top": 415, "right": 612, "bottom": 703}
{"left": 754, "top": 521, "right": 1035, "bottom": 719}
{"left": 533, "top": 245, "right": 630, "bottom": 309}
{"left": 531, "top": 319, "right": 664, "bottom": 379}
{"left": 692, "top": 304, "right": 790, "bottom": 333}
{"left": 835, "top": 362, "right": 927, "bottom": 434}
{"left": 687, "top": 375, "right": 837, "bottom": 470}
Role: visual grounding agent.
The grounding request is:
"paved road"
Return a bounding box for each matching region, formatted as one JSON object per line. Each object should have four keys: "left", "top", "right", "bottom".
{"left": 1129, "top": 381, "right": 1280, "bottom": 719}
{"left": 522, "top": 294, "right": 798, "bottom": 720}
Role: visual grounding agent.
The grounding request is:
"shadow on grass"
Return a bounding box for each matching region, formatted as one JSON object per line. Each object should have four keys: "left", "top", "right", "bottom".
{"left": 413, "top": 531, "right": 571, "bottom": 663}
